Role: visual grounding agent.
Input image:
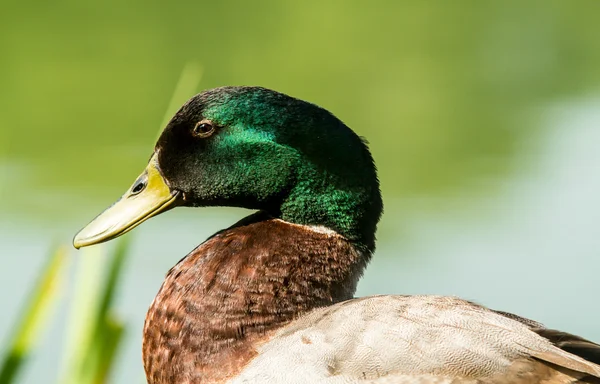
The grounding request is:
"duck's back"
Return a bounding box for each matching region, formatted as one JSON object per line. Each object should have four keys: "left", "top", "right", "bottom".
{"left": 232, "top": 295, "right": 600, "bottom": 383}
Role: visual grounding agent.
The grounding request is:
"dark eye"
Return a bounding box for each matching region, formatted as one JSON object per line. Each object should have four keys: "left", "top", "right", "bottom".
{"left": 192, "top": 120, "right": 215, "bottom": 138}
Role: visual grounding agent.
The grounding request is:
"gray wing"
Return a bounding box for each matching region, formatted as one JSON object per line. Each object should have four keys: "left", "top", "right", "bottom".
{"left": 231, "top": 295, "right": 600, "bottom": 383}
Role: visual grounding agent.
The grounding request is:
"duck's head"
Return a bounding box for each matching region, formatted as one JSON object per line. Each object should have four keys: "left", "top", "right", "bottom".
{"left": 74, "top": 86, "right": 383, "bottom": 250}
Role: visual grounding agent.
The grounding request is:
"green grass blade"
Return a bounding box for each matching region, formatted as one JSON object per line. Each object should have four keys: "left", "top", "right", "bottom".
{"left": 60, "top": 240, "right": 130, "bottom": 384}
{"left": 0, "top": 246, "right": 68, "bottom": 384}
{"left": 81, "top": 239, "right": 129, "bottom": 384}
{"left": 89, "top": 316, "right": 125, "bottom": 384}
{"left": 95, "top": 239, "right": 129, "bottom": 327}
{"left": 59, "top": 245, "right": 105, "bottom": 384}
{"left": 155, "top": 61, "right": 203, "bottom": 140}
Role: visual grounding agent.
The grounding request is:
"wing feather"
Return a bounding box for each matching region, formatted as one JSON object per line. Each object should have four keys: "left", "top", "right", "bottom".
{"left": 232, "top": 295, "right": 600, "bottom": 383}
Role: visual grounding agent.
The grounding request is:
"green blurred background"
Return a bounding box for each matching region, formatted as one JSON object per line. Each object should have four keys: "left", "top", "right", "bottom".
{"left": 1, "top": 1, "right": 600, "bottom": 383}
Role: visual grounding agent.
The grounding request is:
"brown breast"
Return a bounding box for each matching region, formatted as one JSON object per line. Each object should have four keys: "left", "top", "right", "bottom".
{"left": 142, "top": 213, "right": 368, "bottom": 384}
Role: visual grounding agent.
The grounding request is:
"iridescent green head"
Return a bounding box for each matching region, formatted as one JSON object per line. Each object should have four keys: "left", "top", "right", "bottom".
{"left": 74, "top": 87, "right": 382, "bottom": 250}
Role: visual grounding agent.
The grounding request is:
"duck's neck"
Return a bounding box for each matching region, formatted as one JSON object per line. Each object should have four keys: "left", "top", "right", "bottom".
{"left": 278, "top": 168, "right": 382, "bottom": 252}
{"left": 142, "top": 213, "right": 369, "bottom": 384}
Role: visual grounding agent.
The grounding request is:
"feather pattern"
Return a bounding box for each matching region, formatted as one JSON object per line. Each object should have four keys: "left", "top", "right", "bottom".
{"left": 232, "top": 296, "right": 600, "bottom": 383}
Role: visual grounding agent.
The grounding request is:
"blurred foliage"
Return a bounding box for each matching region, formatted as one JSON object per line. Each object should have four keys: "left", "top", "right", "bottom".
{"left": 0, "top": 62, "right": 202, "bottom": 384}
{"left": 0, "top": 247, "right": 67, "bottom": 384}
{"left": 1, "top": 1, "right": 599, "bottom": 218}
{"left": 60, "top": 242, "right": 128, "bottom": 384}
{"left": 0, "top": 243, "right": 128, "bottom": 384}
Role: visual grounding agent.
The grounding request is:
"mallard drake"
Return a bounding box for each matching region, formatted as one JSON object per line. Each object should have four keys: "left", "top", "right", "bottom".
{"left": 74, "top": 86, "right": 600, "bottom": 384}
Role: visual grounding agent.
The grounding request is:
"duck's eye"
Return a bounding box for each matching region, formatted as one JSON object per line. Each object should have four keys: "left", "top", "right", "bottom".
{"left": 192, "top": 120, "right": 215, "bottom": 138}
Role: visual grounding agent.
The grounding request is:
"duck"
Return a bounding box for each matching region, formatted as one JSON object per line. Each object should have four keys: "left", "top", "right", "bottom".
{"left": 73, "top": 86, "right": 600, "bottom": 384}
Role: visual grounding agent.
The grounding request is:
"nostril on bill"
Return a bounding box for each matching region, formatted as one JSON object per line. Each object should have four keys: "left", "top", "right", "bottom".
{"left": 130, "top": 175, "right": 148, "bottom": 195}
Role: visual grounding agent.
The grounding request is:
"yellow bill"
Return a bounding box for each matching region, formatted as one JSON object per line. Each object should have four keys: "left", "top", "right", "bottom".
{"left": 73, "top": 153, "right": 180, "bottom": 249}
